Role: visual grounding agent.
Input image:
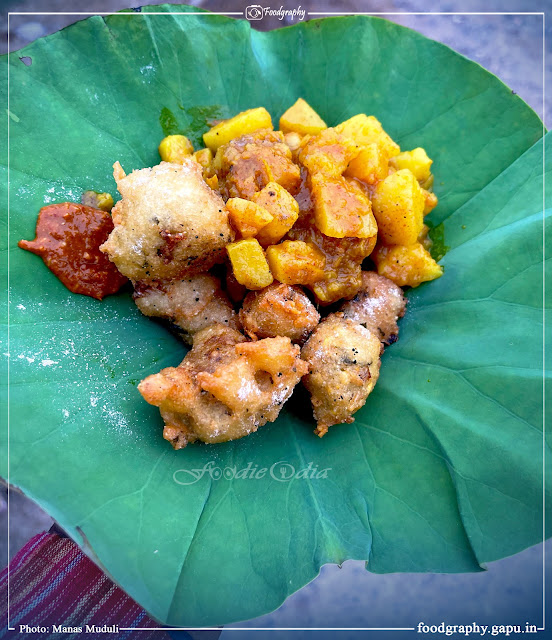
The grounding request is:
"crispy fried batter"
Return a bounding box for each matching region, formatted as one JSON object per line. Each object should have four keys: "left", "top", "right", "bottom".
{"left": 214, "top": 129, "right": 302, "bottom": 200}
{"left": 133, "top": 274, "right": 240, "bottom": 344}
{"left": 138, "top": 324, "right": 308, "bottom": 448}
{"left": 100, "top": 160, "right": 233, "bottom": 282}
{"left": 301, "top": 314, "right": 382, "bottom": 436}
{"left": 239, "top": 283, "right": 320, "bottom": 343}
{"left": 340, "top": 271, "right": 406, "bottom": 345}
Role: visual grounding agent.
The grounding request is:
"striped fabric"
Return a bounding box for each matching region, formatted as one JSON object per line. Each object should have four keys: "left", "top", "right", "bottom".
{"left": 0, "top": 533, "right": 170, "bottom": 639}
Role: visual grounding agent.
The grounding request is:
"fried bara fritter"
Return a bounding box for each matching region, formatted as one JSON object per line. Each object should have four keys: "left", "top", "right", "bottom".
{"left": 100, "top": 160, "right": 233, "bottom": 282}
{"left": 133, "top": 274, "right": 240, "bottom": 344}
{"left": 301, "top": 314, "right": 382, "bottom": 437}
{"left": 239, "top": 283, "right": 320, "bottom": 343}
{"left": 214, "top": 129, "right": 302, "bottom": 200}
{"left": 340, "top": 271, "right": 406, "bottom": 345}
{"left": 138, "top": 324, "right": 308, "bottom": 448}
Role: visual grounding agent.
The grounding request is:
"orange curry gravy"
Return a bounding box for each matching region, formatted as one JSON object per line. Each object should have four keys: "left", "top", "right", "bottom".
{"left": 18, "top": 202, "right": 127, "bottom": 300}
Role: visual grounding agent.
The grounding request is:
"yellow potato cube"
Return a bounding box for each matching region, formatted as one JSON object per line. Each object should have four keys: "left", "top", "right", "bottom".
{"left": 298, "top": 128, "right": 359, "bottom": 177}
{"left": 226, "top": 198, "right": 274, "bottom": 238}
{"left": 310, "top": 174, "right": 377, "bottom": 239}
{"left": 203, "top": 107, "right": 273, "bottom": 151}
{"left": 371, "top": 169, "right": 425, "bottom": 245}
{"left": 204, "top": 174, "right": 219, "bottom": 190}
{"left": 194, "top": 148, "right": 213, "bottom": 171}
{"left": 266, "top": 240, "right": 326, "bottom": 285}
{"left": 335, "top": 114, "right": 400, "bottom": 158}
{"left": 158, "top": 135, "right": 194, "bottom": 163}
{"left": 279, "top": 98, "right": 327, "bottom": 136}
{"left": 390, "top": 147, "right": 433, "bottom": 182}
{"left": 253, "top": 182, "right": 299, "bottom": 246}
{"left": 344, "top": 143, "right": 388, "bottom": 185}
{"left": 227, "top": 238, "right": 274, "bottom": 290}
{"left": 372, "top": 242, "right": 443, "bottom": 288}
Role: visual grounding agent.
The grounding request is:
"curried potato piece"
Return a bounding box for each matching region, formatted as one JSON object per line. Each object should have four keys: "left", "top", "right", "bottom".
{"left": 335, "top": 114, "right": 400, "bottom": 158}
{"left": 310, "top": 173, "right": 377, "bottom": 238}
{"left": 390, "top": 147, "right": 432, "bottom": 182}
{"left": 301, "top": 314, "right": 382, "bottom": 436}
{"left": 298, "top": 128, "right": 360, "bottom": 178}
{"left": 215, "top": 129, "right": 302, "bottom": 200}
{"left": 239, "top": 283, "right": 320, "bottom": 343}
{"left": 266, "top": 240, "right": 325, "bottom": 285}
{"left": 205, "top": 174, "right": 219, "bottom": 190}
{"left": 193, "top": 148, "right": 214, "bottom": 177}
{"left": 253, "top": 183, "right": 300, "bottom": 246}
{"left": 288, "top": 225, "right": 376, "bottom": 304}
{"left": 423, "top": 189, "right": 438, "bottom": 215}
{"left": 340, "top": 271, "right": 406, "bottom": 345}
{"left": 133, "top": 274, "right": 240, "bottom": 344}
{"left": 279, "top": 98, "right": 327, "bottom": 136}
{"left": 203, "top": 107, "right": 273, "bottom": 151}
{"left": 371, "top": 169, "right": 425, "bottom": 246}
{"left": 227, "top": 238, "right": 273, "bottom": 290}
{"left": 344, "top": 143, "right": 388, "bottom": 185}
{"left": 100, "top": 161, "right": 233, "bottom": 282}
{"left": 138, "top": 324, "right": 308, "bottom": 448}
{"left": 158, "top": 135, "right": 194, "bottom": 163}
{"left": 372, "top": 242, "right": 443, "bottom": 288}
{"left": 226, "top": 197, "right": 274, "bottom": 238}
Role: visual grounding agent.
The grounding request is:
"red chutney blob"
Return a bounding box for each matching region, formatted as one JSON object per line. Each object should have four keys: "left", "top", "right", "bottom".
{"left": 18, "top": 202, "right": 128, "bottom": 300}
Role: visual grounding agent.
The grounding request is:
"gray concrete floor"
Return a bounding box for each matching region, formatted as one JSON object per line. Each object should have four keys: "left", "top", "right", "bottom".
{"left": 2, "top": 0, "right": 550, "bottom": 634}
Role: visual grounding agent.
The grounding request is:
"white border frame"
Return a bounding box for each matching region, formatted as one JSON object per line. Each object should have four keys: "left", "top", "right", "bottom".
{"left": 5, "top": 7, "right": 547, "bottom": 634}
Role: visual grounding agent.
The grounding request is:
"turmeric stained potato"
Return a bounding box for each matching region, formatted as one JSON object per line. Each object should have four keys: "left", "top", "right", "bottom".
{"left": 265, "top": 239, "right": 325, "bottom": 285}
{"left": 226, "top": 197, "right": 274, "bottom": 238}
{"left": 279, "top": 98, "right": 327, "bottom": 136}
{"left": 371, "top": 169, "right": 425, "bottom": 246}
{"left": 253, "top": 183, "right": 300, "bottom": 246}
{"left": 335, "top": 114, "right": 400, "bottom": 158}
{"left": 227, "top": 238, "right": 273, "bottom": 290}
{"left": 310, "top": 174, "right": 377, "bottom": 239}
{"left": 372, "top": 242, "right": 443, "bottom": 288}
{"left": 203, "top": 107, "right": 273, "bottom": 151}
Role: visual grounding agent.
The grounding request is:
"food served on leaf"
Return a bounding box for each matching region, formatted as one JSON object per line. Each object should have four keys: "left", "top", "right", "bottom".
{"left": 301, "top": 314, "right": 382, "bottom": 437}
{"left": 19, "top": 97, "right": 444, "bottom": 447}
{"left": 240, "top": 283, "right": 320, "bottom": 343}
{"left": 99, "top": 160, "right": 233, "bottom": 282}
{"left": 340, "top": 271, "right": 406, "bottom": 345}
{"left": 133, "top": 274, "right": 239, "bottom": 345}
{"left": 18, "top": 202, "right": 127, "bottom": 300}
{"left": 138, "top": 324, "right": 307, "bottom": 448}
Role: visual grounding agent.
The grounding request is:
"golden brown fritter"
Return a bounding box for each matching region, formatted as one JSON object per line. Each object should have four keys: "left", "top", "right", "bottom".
{"left": 133, "top": 274, "right": 240, "bottom": 344}
{"left": 214, "top": 129, "right": 302, "bottom": 200}
{"left": 138, "top": 324, "right": 308, "bottom": 448}
{"left": 340, "top": 271, "right": 406, "bottom": 345}
{"left": 239, "top": 283, "right": 320, "bottom": 343}
{"left": 301, "top": 314, "right": 382, "bottom": 436}
{"left": 100, "top": 160, "right": 233, "bottom": 282}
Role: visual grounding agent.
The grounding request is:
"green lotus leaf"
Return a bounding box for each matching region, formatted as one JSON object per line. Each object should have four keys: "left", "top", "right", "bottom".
{"left": 1, "top": 5, "right": 550, "bottom": 627}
